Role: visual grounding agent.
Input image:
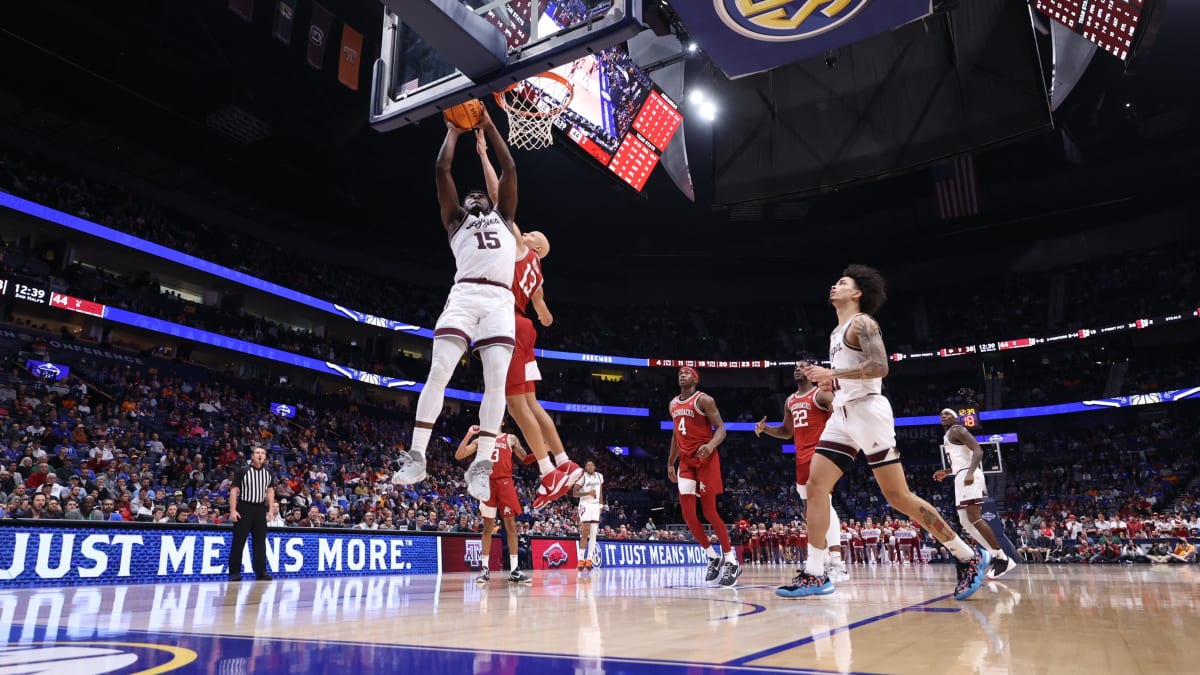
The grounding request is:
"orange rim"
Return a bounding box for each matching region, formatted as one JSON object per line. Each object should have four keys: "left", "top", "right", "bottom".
{"left": 493, "top": 71, "right": 574, "bottom": 119}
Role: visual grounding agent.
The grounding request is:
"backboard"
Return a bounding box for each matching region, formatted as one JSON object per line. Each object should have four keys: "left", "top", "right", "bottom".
{"left": 371, "top": 0, "right": 642, "bottom": 132}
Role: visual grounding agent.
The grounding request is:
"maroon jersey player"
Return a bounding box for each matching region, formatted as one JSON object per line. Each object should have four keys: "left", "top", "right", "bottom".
{"left": 667, "top": 367, "right": 740, "bottom": 587}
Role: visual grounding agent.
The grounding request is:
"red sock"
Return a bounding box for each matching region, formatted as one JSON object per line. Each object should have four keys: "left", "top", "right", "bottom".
{"left": 700, "top": 493, "right": 731, "bottom": 552}
{"left": 680, "top": 494, "right": 709, "bottom": 546}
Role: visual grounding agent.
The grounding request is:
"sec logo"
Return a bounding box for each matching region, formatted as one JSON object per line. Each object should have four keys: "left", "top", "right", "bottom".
{"left": 715, "top": 0, "right": 873, "bottom": 42}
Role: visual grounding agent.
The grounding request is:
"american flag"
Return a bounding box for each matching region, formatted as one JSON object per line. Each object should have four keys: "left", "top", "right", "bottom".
{"left": 399, "top": 78, "right": 420, "bottom": 97}
{"left": 932, "top": 155, "right": 979, "bottom": 221}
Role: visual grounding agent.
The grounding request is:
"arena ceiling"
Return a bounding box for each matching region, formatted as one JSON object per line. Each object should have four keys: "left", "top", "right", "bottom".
{"left": 0, "top": 0, "right": 1196, "bottom": 287}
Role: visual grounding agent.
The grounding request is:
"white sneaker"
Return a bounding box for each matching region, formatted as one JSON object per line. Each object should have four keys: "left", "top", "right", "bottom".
{"left": 465, "top": 458, "right": 494, "bottom": 501}
{"left": 391, "top": 451, "right": 427, "bottom": 485}
{"left": 827, "top": 562, "right": 850, "bottom": 583}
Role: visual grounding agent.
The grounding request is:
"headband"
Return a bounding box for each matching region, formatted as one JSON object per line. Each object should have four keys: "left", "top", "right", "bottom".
{"left": 680, "top": 366, "right": 700, "bottom": 383}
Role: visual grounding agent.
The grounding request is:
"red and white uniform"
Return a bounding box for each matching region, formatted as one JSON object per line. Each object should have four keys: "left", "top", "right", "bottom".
{"left": 670, "top": 391, "right": 723, "bottom": 496}
{"left": 506, "top": 247, "right": 544, "bottom": 396}
{"left": 786, "top": 387, "right": 833, "bottom": 486}
{"left": 480, "top": 434, "right": 522, "bottom": 519}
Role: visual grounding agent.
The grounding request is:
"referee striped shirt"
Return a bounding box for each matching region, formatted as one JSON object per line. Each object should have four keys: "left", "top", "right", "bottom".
{"left": 233, "top": 464, "right": 274, "bottom": 504}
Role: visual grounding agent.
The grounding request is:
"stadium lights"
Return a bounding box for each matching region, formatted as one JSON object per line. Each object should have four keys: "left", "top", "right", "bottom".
{"left": 688, "top": 89, "right": 717, "bottom": 120}
{"left": 688, "top": 42, "right": 699, "bottom": 53}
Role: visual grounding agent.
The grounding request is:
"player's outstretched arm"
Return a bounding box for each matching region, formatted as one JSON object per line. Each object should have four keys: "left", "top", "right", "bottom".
{"left": 436, "top": 122, "right": 467, "bottom": 232}
{"left": 509, "top": 434, "right": 533, "bottom": 464}
{"left": 472, "top": 130, "right": 501, "bottom": 213}
{"left": 453, "top": 425, "right": 482, "bottom": 461}
{"left": 531, "top": 287, "right": 553, "bottom": 327}
{"left": 478, "top": 108, "right": 518, "bottom": 226}
{"left": 755, "top": 400, "right": 793, "bottom": 440}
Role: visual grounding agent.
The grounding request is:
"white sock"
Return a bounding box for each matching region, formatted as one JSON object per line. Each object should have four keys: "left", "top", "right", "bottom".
{"left": 475, "top": 436, "right": 496, "bottom": 463}
{"left": 723, "top": 550, "right": 737, "bottom": 563}
{"left": 410, "top": 428, "right": 432, "bottom": 456}
{"left": 945, "top": 536, "right": 976, "bottom": 562}
{"left": 555, "top": 451, "right": 571, "bottom": 464}
{"left": 481, "top": 561, "right": 489, "bottom": 571}
{"left": 703, "top": 546, "right": 719, "bottom": 559}
{"left": 829, "top": 550, "right": 843, "bottom": 566}
{"left": 510, "top": 555, "right": 518, "bottom": 572}
{"left": 538, "top": 457, "right": 555, "bottom": 475}
{"left": 805, "top": 546, "right": 827, "bottom": 576}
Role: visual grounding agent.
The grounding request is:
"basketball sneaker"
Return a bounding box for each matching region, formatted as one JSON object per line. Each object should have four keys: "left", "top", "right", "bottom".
{"left": 391, "top": 451, "right": 427, "bottom": 485}
{"left": 954, "top": 548, "right": 991, "bottom": 600}
{"left": 508, "top": 570, "right": 533, "bottom": 584}
{"left": 987, "top": 555, "right": 1018, "bottom": 580}
{"left": 776, "top": 570, "right": 834, "bottom": 598}
{"left": 464, "top": 458, "right": 494, "bottom": 501}
{"left": 718, "top": 561, "right": 742, "bottom": 588}
{"left": 532, "top": 461, "right": 583, "bottom": 510}
{"left": 475, "top": 568, "right": 490, "bottom": 584}
{"left": 826, "top": 561, "right": 850, "bottom": 583}
{"left": 578, "top": 559, "right": 593, "bottom": 572}
{"left": 704, "top": 555, "right": 722, "bottom": 583}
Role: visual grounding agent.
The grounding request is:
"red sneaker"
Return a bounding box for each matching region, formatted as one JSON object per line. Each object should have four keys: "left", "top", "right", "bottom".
{"left": 533, "top": 461, "right": 583, "bottom": 510}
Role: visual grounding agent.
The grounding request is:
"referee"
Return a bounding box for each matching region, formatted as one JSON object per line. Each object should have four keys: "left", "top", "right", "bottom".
{"left": 228, "top": 446, "right": 275, "bottom": 581}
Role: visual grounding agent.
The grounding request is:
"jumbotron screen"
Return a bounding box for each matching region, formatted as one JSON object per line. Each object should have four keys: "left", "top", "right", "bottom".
{"left": 1035, "top": 0, "right": 1142, "bottom": 60}
{"left": 537, "top": 4, "right": 682, "bottom": 191}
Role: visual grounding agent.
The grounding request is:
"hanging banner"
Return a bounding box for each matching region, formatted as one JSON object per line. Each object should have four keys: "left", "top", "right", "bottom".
{"left": 672, "top": 0, "right": 932, "bottom": 78}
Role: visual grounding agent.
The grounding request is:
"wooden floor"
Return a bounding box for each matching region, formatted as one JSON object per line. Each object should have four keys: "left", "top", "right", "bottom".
{"left": 5, "top": 562, "right": 1198, "bottom": 674}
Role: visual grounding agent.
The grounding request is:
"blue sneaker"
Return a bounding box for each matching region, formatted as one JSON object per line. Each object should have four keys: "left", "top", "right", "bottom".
{"left": 776, "top": 571, "right": 834, "bottom": 598}
{"left": 954, "top": 548, "right": 991, "bottom": 600}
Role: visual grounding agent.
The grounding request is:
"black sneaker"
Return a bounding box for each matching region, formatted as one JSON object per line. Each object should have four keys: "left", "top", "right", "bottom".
{"left": 717, "top": 561, "right": 742, "bottom": 588}
{"left": 508, "top": 570, "right": 532, "bottom": 584}
{"left": 475, "top": 569, "right": 490, "bottom": 583}
{"left": 705, "top": 556, "right": 722, "bottom": 582}
{"left": 987, "top": 555, "right": 1018, "bottom": 580}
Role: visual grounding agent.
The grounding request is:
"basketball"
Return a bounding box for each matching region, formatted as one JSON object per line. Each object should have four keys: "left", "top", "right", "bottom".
{"left": 444, "top": 99, "right": 485, "bottom": 130}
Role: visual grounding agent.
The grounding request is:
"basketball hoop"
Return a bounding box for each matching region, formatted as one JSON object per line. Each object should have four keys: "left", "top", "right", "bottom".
{"left": 493, "top": 72, "right": 574, "bottom": 151}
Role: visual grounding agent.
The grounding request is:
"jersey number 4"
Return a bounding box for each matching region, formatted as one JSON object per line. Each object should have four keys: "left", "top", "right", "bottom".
{"left": 474, "top": 231, "right": 502, "bottom": 250}
{"left": 791, "top": 408, "right": 809, "bottom": 428}
{"left": 677, "top": 417, "right": 687, "bottom": 436}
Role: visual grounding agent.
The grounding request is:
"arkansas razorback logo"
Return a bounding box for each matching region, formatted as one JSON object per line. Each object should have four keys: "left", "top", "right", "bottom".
{"left": 542, "top": 542, "right": 570, "bottom": 568}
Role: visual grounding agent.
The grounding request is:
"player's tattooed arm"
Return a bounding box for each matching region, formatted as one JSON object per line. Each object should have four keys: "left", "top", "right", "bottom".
{"left": 832, "top": 315, "right": 889, "bottom": 380}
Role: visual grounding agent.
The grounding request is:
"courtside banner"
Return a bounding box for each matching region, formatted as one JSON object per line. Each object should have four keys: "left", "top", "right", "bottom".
{"left": 673, "top": 0, "right": 931, "bottom": 78}
{"left": 0, "top": 523, "right": 439, "bottom": 587}
{"left": 532, "top": 537, "right": 708, "bottom": 569}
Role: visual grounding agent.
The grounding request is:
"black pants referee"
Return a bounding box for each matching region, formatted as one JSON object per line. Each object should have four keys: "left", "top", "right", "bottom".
{"left": 229, "top": 447, "right": 275, "bottom": 581}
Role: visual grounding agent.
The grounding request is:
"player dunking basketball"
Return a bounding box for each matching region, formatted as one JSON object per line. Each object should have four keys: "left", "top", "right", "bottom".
{"left": 667, "top": 367, "right": 741, "bottom": 587}
{"left": 455, "top": 423, "right": 533, "bottom": 584}
{"left": 778, "top": 265, "right": 989, "bottom": 600}
{"left": 475, "top": 130, "right": 583, "bottom": 508}
{"left": 755, "top": 360, "right": 848, "bottom": 583}
{"left": 392, "top": 109, "right": 518, "bottom": 501}
{"left": 936, "top": 408, "right": 1018, "bottom": 579}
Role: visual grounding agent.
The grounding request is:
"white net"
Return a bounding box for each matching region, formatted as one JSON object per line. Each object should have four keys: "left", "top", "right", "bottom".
{"left": 494, "top": 73, "right": 574, "bottom": 151}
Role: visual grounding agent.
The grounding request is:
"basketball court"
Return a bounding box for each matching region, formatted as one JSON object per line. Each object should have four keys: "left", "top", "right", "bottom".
{"left": 6, "top": 564, "right": 1196, "bottom": 674}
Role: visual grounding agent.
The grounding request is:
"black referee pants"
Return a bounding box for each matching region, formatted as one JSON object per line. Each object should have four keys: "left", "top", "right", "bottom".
{"left": 230, "top": 501, "right": 268, "bottom": 576}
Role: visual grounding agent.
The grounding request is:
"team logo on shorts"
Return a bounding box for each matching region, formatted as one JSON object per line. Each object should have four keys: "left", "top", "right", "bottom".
{"left": 699, "top": 481, "right": 708, "bottom": 494}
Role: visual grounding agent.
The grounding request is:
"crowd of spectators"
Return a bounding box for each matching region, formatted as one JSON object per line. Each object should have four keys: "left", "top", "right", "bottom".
{"left": 2, "top": 150, "right": 1196, "bottom": 365}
